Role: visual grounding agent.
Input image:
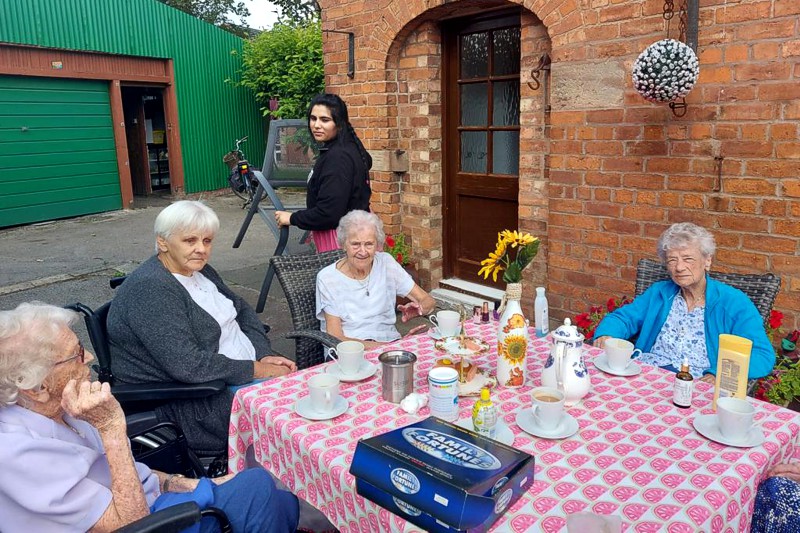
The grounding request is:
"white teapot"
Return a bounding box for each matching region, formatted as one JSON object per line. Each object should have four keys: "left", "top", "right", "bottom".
{"left": 541, "top": 318, "right": 590, "bottom": 406}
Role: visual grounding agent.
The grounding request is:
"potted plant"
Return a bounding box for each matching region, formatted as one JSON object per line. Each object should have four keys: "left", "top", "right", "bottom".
{"left": 573, "top": 296, "right": 634, "bottom": 343}
{"left": 385, "top": 233, "right": 417, "bottom": 305}
{"left": 752, "top": 312, "right": 800, "bottom": 409}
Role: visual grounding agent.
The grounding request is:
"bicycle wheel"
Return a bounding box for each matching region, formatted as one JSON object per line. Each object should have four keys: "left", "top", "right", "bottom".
{"left": 229, "top": 174, "right": 250, "bottom": 202}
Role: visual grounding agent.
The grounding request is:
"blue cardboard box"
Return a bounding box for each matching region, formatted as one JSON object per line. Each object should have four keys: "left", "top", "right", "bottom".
{"left": 349, "top": 417, "right": 534, "bottom": 532}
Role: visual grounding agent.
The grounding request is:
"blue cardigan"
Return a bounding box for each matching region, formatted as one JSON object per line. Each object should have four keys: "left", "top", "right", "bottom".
{"left": 594, "top": 276, "right": 775, "bottom": 379}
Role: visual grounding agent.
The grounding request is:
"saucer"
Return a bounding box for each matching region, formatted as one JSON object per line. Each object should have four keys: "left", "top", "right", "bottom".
{"left": 455, "top": 418, "right": 515, "bottom": 446}
{"left": 515, "top": 410, "right": 579, "bottom": 440}
{"left": 325, "top": 361, "right": 378, "bottom": 382}
{"left": 294, "top": 395, "right": 348, "bottom": 420}
{"left": 594, "top": 354, "right": 642, "bottom": 377}
{"left": 693, "top": 414, "right": 765, "bottom": 448}
{"left": 428, "top": 328, "right": 444, "bottom": 340}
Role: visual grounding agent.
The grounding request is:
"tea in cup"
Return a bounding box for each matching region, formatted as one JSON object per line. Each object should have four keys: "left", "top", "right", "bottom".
{"left": 429, "top": 310, "right": 461, "bottom": 337}
{"left": 530, "top": 386, "right": 565, "bottom": 431}
{"left": 717, "top": 397, "right": 755, "bottom": 442}
{"left": 604, "top": 338, "right": 642, "bottom": 371}
{"left": 308, "top": 374, "right": 340, "bottom": 414}
{"left": 327, "top": 340, "right": 365, "bottom": 376}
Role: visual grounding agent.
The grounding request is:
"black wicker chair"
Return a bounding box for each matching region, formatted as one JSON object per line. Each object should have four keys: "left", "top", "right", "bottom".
{"left": 634, "top": 258, "right": 781, "bottom": 326}
{"left": 271, "top": 249, "right": 346, "bottom": 369}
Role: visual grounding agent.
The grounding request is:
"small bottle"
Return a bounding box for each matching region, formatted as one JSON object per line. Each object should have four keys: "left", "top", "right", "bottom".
{"left": 534, "top": 287, "right": 549, "bottom": 338}
{"left": 472, "top": 305, "right": 482, "bottom": 324}
{"left": 472, "top": 387, "right": 497, "bottom": 438}
{"left": 481, "top": 302, "right": 490, "bottom": 323}
{"left": 673, "top": 357, "right": 694, "bottom": 409}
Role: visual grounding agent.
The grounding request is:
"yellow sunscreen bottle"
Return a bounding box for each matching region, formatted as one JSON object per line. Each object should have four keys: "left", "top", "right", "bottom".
{"left": 712, "top": 334, "right": 753, "bottom": 410}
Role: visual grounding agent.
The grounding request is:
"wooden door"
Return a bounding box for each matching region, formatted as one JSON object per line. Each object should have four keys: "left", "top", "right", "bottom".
{"left": 443, "top": 12, "right": 521, "bottom": 286}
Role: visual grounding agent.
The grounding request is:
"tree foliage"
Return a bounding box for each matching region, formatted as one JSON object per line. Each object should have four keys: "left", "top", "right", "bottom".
{"left": 271, "top": 0, "right": 320, "bottom": 25}
{"left": 156, "top": 0, "right": 253, "bottom": 37}
{"left": 239, "top": 21, "right": 324, "bottom": 119}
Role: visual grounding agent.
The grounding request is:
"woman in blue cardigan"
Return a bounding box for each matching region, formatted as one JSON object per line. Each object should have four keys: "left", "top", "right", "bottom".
{"left": 594, "top": 222, "right": 774, "bottom": 382}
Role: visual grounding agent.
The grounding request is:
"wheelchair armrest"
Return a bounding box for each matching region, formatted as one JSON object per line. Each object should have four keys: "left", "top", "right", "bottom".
{"left": 111, "top": 381, "right": 227, "bottom": 403}
{"left": 115, "top": 502, "right": 202, "bottom": 533}
{"left": 285, "top": 330, "right": 341, "bottom": 349}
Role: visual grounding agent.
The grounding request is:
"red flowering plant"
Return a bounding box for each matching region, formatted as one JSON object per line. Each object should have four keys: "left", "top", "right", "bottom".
{"left": 753, "top": 311, "right": 800, "bottom": 406}
{"left": 384, "top": 233, "right": 411, "bottom": 266}
{"left": 573, "top": 296, "right": 634, "bottom": 342}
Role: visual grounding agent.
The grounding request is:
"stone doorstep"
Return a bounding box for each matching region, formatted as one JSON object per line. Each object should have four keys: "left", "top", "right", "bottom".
{"left": 431, "top": 279, "right": 505, "bottom": 310}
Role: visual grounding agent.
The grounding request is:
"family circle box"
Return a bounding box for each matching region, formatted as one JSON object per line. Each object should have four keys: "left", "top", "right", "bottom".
{"left": 349, "top": 417, "right": 534, "bottom": 532}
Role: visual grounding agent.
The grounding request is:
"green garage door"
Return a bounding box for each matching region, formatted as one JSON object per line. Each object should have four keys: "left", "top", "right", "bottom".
{"left": 0, "top": 75, "right": 121, "bottom": 227}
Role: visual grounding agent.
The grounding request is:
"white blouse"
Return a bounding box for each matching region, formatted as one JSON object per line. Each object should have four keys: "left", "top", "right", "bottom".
{"left": 173, "top": 271, "right": 256, "bottom": 361}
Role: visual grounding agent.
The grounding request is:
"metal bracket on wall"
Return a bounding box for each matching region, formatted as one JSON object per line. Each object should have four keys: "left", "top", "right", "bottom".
{"left": 322, "top": 30, "right": 355, "bottom": 79}
{"left": 527, "top": 53, "right": 551, "bottom": 112}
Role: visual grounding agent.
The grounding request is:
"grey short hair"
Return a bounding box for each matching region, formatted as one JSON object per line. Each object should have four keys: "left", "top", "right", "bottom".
{"left": 0, "top": 302, "right": 78, "bottom": 406}
{"left": 154, "top": 200, "right": 219, "bottom": 251}
{"left": 336, "top": 210, "right": 386, "bottom": 250}
{"left": 657, "top": 222, "right": 716, "bottom": 262}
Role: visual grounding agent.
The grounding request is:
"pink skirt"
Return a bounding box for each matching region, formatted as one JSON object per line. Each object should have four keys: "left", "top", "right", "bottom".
{"left": 312, "top": 229, "right": 339, "bottom": 253}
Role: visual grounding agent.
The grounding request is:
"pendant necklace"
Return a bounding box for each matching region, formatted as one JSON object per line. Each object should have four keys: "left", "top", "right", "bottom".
{"left": 352, "top": 264, "right": 371, "bottom": 296}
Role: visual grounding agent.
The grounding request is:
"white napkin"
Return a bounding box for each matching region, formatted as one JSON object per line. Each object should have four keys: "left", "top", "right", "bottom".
{"left": 566, "top": 512, "right": 621, "bottom": 533}
{"left": 399, "top": 393, "right": 428, "bottom": 414}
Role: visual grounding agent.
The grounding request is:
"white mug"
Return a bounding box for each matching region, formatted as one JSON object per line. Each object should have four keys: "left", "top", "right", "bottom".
{"left": 604, "top": 338, "right": 642, "bottom": 371}
{"left": 327, "top": 341, "right": 365, "bottom": 376}
{"left": 429, "top": 310, "right": 461, "bottom": 337}
{"left": 308, "top": 374, "right": 340, "bottom": 414}
{"left": 717, "top": 397, "right": 755, "bottom": 442}
{"left": 530, "top": 386, "right": 565, "bottom": 431}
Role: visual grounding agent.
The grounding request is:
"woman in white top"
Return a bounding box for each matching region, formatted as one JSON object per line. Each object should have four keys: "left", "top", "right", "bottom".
{"left": 316, "top": 210, "right": 436, "bottom": 349}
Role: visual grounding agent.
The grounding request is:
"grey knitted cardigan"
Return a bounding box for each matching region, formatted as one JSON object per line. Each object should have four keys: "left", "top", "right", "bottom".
{"left": 107, "top": 255, "right": 271, "bottom": 453}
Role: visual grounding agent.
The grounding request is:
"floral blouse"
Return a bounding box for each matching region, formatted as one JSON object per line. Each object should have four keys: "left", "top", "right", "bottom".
{"left": 640, "top": 294, "right": 710, "bottom": 378}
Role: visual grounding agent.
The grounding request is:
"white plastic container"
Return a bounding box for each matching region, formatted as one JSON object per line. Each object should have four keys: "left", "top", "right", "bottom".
{"left": 428, "top": 367, "right": 459, "bottom": 421}
{"left": 534, "top": 286, "right": 549, "bottom": 338}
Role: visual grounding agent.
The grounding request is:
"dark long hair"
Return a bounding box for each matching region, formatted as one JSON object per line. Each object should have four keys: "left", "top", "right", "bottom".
{"left": 307, "top": 93, "right": 372, "bottom": 171}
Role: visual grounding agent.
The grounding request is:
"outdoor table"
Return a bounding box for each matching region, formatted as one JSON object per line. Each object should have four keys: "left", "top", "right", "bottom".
{"left": 229, "top": 321, "right": 800, "bottom": 532}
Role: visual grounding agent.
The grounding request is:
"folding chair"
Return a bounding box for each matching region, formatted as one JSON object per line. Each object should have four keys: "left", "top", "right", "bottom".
{"left": 233, "top": 119, "right": 315, "bottom": 312}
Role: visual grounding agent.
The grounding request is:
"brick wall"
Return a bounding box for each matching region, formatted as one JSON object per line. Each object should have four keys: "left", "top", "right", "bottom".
{"left": 320, "top": 0, "right": 800, "bottom": 330}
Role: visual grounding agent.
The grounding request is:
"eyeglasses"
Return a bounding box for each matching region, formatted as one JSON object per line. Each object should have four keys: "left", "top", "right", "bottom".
{"left": 54, "top": 341, "right": 85, "bottom": 366}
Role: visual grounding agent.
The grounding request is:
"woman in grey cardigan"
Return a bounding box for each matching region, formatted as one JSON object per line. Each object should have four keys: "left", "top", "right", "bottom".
{"left": 107, "top": 201, "right": 296, "bottom": 454}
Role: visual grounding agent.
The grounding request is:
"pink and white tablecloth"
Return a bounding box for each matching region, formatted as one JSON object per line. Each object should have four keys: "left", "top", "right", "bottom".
{"left": 229, "top": 322, "right": 800, "bottom": 532}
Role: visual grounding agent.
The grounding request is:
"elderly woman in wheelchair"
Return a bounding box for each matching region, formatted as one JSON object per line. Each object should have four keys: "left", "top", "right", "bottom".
{"left": 107, "top": 200, "right": 296, "bottom": 456}
{"left": 0, "top": 302, "right": 299, "bottom": 532}
{"left": 593, "top": 222, "right": 774, "bottom": 382}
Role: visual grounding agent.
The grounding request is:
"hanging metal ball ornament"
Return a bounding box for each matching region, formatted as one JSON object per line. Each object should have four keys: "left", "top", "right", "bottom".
{"left": 632, "top": 39, "right": 699, "bottom": 103}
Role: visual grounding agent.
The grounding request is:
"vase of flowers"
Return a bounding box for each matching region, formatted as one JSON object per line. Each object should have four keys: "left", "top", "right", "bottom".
{"left": 479, "top": 230, "right": 540, "bottom": 388}
{"left": 573, "top": 296, "right": 634, "bottom": 343}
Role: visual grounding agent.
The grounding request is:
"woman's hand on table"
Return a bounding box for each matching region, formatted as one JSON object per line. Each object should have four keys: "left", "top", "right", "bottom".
{"left": 699, "top": 374, "right": 715, "bottom": 384}
{"left": 769, "top": 463, "right": 800, "bottom": 483}
{"left": 254, "top": 357, "right": 296, "bottom": 379}
{"left": 593, "top": 336, "right": 610, "bottom": 349}
{"left": 398, "top": 301, "right": 424, "bottom": 323}
{"left": 403, "top": 324, "right": 428, "bottom": 337}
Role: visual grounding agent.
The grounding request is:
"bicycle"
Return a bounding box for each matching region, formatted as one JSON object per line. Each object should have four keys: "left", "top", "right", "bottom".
{"left": 223, "top": 136, "right": 261, "bottom": 208}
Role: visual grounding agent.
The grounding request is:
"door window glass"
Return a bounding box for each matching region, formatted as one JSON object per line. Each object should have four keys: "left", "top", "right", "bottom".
{"left": 492, "top": 81, "right": 520, "bottom": 126}
{"left": 460, "top": 83, "right": 488, "bottom": 126}
{"left": 461, "top": 131, "right": 487, "bottom": 173}
{"left": 492, "top": 131, "right": 519, "bottom": 175}
{"left": 492, "top": 27, "right": 521, "bottom": 76}
{"left": 460, "top": 33, "right": 488, "bottom": 78}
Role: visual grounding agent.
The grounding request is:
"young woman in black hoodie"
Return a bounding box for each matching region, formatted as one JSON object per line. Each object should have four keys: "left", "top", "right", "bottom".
{"left": 275, "top": 93, "right": 372, "bottom": 252}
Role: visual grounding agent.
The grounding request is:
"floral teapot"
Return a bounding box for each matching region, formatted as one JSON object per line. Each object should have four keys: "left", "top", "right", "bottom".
{"left": 541, "top": 318, "right": 590, "bottom": 406}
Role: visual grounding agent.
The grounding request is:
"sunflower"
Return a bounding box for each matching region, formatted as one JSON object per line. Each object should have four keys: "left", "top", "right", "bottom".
{"left": 478, "top": 238, "right": 507, "bottom": 282}
{"left": 500, "top": 230, "right": 537, "bottom": 248}
{"left": 501, "top": 334, "right": 528, "bottom": 363}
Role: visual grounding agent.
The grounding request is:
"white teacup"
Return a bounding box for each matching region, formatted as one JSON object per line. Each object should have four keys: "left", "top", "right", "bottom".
{"left": 327, "top": 341, "right": 365, "bottom": 376}
{"left": 530, "top": 386, "right": 565, "bottom": 431}
{"left": 308, "top": 374, "right": 340, "bottom": 414}
{"left": 429, "top": 310, "right": 461, "bottom": 337}
{"left": 604, "top": 338, "right": 642, "bottom": 371}
{"left": 717, "top": 397, "right": 755, "bottom": 442}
